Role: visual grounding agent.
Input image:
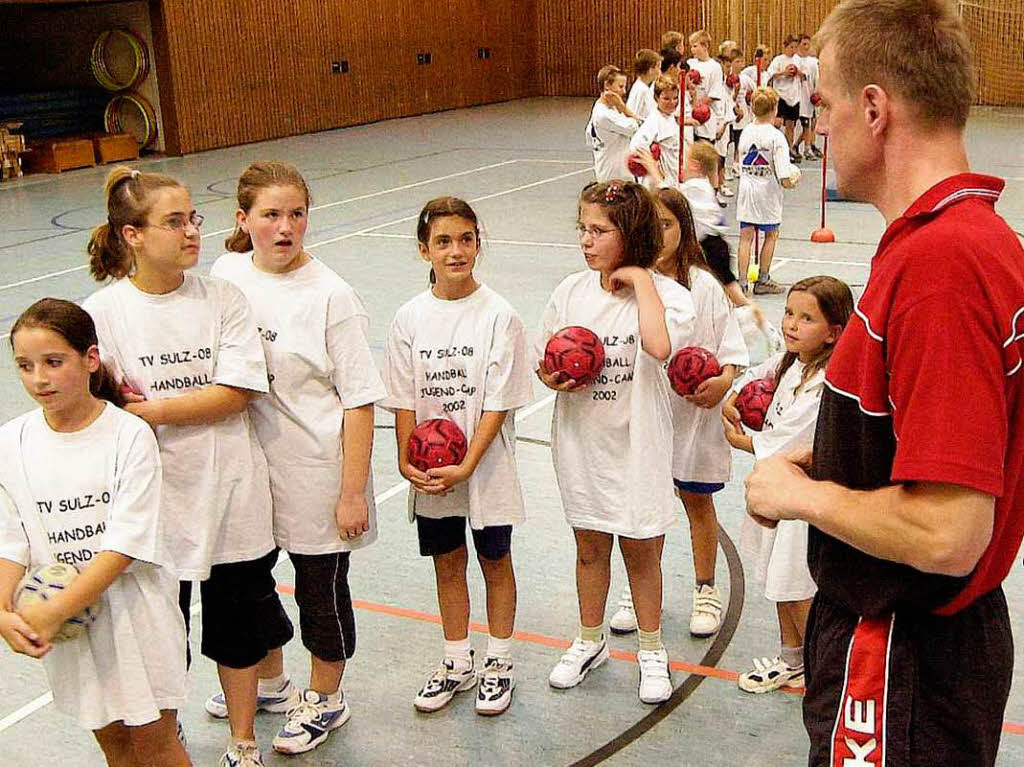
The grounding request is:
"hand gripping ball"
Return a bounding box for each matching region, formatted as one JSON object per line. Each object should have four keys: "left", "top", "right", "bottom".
{"left": 735, "top": 377, "right": 778, "bottom": 431}
{"left": 667, "top": 346, "right": 722, "bottom": 397}
{"left": 544, "top": 326, "right": 606, "bottom": 386}
{"left": 692, "top": 102, "right": 712, "bottom": 125}
{"left": 14, "top": 563, "right": 101, "bottom": 641}
{"left": 408, "top": 418, "right": 469, "bottom": 473}
{"left": 810, "top": 92, "right": 822, "bottom": 106}
{"left": 687, "top": 68, "right": 702, "bottom": 86}
{"left": 726, "top": 73, "right": 740, "bottom": 89}
{"left": 626, "top": 141, "right": 662, "bottom": 177}
{"left": 786, "top": 64, "right": 799, "bottom": 77}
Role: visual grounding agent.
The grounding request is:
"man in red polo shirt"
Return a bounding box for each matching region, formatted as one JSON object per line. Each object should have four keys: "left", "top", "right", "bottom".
{"left": 744, "top": 1, "right": 1024, "bottom": 765}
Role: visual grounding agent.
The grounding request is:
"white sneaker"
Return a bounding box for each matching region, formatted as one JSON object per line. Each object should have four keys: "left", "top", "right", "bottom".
{"left": 738, "top": 656, "right": 805, "bottom": 694}
{"left": 476, "top": 656, "right": 515, "bottom": 716}
{"left": 220, "top": 741, "right": 265, "bottom": 767}
{"left": 413, "top": 653, "right": 477, "bottom": 712}
{"left": 272, "top": 689, "right": 350, "bottom": 754}
{"left": 719, "top": 186, "right": 735, "bottom": 197}
{"left": 689, "top": 584, "right": 723, "bottom": 637}
{"left": 609, "top": 587, "right": 638, "bottom": 634}
{"left": 549, "top": 637, "right": 609, "bottom": 689}
{"left": 637, "top": 648, "right": 673, "bottom": 704}
{"left": 205, "top": 677, "right": 301, "bottom": 719}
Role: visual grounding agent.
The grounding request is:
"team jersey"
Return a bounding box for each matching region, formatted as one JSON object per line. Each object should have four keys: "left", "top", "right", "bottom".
{"left": 736, "top": 122, "right": 794, "bottom": 225}
{"left": 766, "top": 54, "right": 803, "bottom": 106}
{"left": 809, "top": 173, "right": 1024, "bottom": 617}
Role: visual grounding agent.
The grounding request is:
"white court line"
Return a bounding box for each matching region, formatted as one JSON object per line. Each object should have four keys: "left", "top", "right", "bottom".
{"left": 0, "top": 160, "right": 521, "bottom": 293}
{"left": 516, "top": 159, "right": 592, "bottom": 165}
{"left": 0, "top": 392, "right": 556, "bottom": 733}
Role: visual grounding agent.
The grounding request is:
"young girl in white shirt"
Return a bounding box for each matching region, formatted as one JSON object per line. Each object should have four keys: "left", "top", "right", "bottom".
{"left": 537, "top": 180, "right": 695, "bottom": 704}
{"left": 610, "top": 189, "right": 748, "bottom": 638}
{"left": 384, "top": 197, "right": 534, "bottom": 717}
{"left": 0, "top": 298, "right": 188, "bottom": 766}
{"left": 83, "top": 167, "right": 288, "bottom": 767}
{"left": 209, "top": 162, "right": 387, "bottom": 755}
{"left": 722, "top": 276, "right": 853, "bottom": 694}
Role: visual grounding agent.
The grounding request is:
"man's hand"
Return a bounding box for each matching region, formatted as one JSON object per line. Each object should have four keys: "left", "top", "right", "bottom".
{"left": 744, "top": 449, "right": 814, "bottom": 528}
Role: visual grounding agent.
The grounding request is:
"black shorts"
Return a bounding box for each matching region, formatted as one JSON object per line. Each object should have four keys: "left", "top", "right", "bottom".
{"left": 416, "top": 515, "right": 512, "bottom": 560}
{"left": 700, "top": 235, "right": 737, "bottom": 285}
{"left": 289, "top": 551, "right": 356, "bottom": 663}
{"left": 777, "top": 99, "right": 800, "bottom": 122}
{"left": 729, "top": 126, "right": 742, "bottom": 147}
{"left": 693, "top": 135, "right": 715, "bottom": 147}
{"left": 803, "top": 588, "right": 1012, "bottom": 767}
{"left": 799, "top": 115, "right": 810, "bottom": 127}
{"left": 198, "top": 548, "right": 294, "bottom": 669}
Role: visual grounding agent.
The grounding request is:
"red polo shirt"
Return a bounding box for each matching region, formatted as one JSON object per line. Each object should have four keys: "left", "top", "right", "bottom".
{"left": 808, "top": 173, "right": 1024, "bottom": 616}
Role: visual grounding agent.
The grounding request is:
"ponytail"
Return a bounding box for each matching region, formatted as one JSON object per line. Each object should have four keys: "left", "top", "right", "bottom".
{"left": 87, "top": 221, "right": 134, "bottom": 281}
{"left": 224, "top": 226, "right": 253, "bottom": 252}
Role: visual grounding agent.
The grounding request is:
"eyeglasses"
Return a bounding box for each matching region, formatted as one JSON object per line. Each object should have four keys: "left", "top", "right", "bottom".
{"left": 145, "top": 212, "right": 204, "bottom": 233}
{"left": 576, "top": 224, "right": 619, "bottom": 239}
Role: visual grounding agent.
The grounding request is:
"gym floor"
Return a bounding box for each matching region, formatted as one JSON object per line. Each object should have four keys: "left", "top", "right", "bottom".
{"left": 0, "top": 97, "right": 1022, "bottom": 766}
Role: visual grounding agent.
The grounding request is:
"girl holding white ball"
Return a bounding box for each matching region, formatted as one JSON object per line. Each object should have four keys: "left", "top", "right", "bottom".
{"left": 0, "top": 298, "right": 189, "bottom": 766}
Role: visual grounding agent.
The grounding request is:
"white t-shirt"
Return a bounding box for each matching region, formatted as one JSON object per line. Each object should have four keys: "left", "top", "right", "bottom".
{"left": 687, "top": 57, "right": 727, "bottom": 140}
{"left": 796, "top": 54, "right": 820, "bottom": 118}
{"left": 681, "top": 176, "right": 727, "bottom": 239}
{"left": 535, "top": 270, "right": 696, "bottom": 538}
{"left": 741, "top": 64, "right": 766, "bottom": 88}
{"left": 736, "top": 122, "right": 794, "bottom": 225}
{"left": 626, "top": 78, "right": 656, "bottom": 122}
{"left": 383, "top": 284, "right": 534, "bottom": 529}
{"left": 0, "top": 406, "right": 186, "bottom": 730}
{"left": 211, "top": 253, "right": 388, "bottom": 555}
{"left": 734, "top": 352, "right": 823, "bottom": 601}
{"left": 629, "top": 109, "right": 680, "bottom": 190}
{"left": 734, "top": 71, "right": 758, "bottom": 130}
{"left": 668, "top": 267, "right": 748, "bottom": 482}
{"left": 586, "top": 98, "right": 639, "bottom": 182}
{"left": 767, "top": 54, "right": 802, "bottom": 106}
{"left": 83, "top": 275, "right": 274, "bottom": 579}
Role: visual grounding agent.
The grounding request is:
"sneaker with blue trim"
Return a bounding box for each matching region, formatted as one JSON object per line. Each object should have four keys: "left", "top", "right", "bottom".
{"left": 476, "top": 657, "right": 515, "bottom": 715}
{"left": 272, "top": 689, "right": 351, "bottom": 755}
{"left": 205, "top": 677, "right": 301, "bottom": 719}
{"left": 414, "top": 652, "right": 477, "bottom": 712}
{"left": 219, "top": 741, "right": 264, "bottom": 767}
{"left": 548, "top": 637, "right": 609, "bottom": 689}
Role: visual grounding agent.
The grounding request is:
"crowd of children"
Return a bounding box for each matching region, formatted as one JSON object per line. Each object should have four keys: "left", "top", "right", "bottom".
{"left": 0, "top": 26, "right": 853, "bottom": 767}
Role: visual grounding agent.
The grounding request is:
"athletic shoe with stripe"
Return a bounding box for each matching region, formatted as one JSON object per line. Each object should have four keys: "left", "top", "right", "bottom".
{"left": 414, "top": 652, "right": 477, "bottom": 712}
{"left": 738, "top": 655, "right": 804, "bottom": 693}
{"left": 637, "top": 648, "right": 673, "bottom": 704}
{"left": 476, "top": 657, "right": 515, "bottom": 715}
{"left": 548, "top": 637, "right": 609, "bottom": 689}
{"left": 610, "top": 587, "right": 638, "bottom": 635}
{"left": 205, "top": 677, "right": 301, "bottom": 719}
{"left": 272, "top": 689, "right": 351, "bottom": 755}
{"left": 219, "top": 741, "right": 264, "bottom": 767}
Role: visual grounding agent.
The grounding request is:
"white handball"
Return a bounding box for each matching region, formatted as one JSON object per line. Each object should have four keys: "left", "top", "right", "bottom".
{"left": 14, "top": 563, "right": 100, "bottom": 641}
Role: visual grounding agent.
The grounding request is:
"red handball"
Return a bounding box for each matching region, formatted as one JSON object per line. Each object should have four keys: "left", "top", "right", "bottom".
{"left": 667, "top": 346, "right": 722, "bottom": 397}
{"left": 735, "top": 377, "right": 778, "bottom": 431}
{"left": 687, "top": 68, "right": 702, "bottom": 85}
{"left": 692, "top": 102, "right": 712, "bottom": 124}
{"left": 810, "top": 92, "right": 822, "bottom": 106}
{"left": 544, "top": 326, "right": 606, "bottom": 386}
{"left": 786, "top": 63, "right": 799, "bottom": 77}
{"left": 726, "top": 73, "right": 740, "bottom": 89}
{"left": 626, "top": 141, "right": 662, "bottom": 177}
{"left": 408, "top": 418, "right": 469, "bottom": 473}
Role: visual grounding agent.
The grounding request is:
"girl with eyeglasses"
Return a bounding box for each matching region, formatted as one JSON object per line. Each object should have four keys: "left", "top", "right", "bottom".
{"left": 536, "top": 180, "right": 695, "bottom": 704}
{"left": 83, "top": 166, "right": 289, "bottom": 767}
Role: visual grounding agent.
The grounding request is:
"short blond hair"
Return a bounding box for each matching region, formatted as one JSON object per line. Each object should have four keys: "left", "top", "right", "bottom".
{"left": 634, "top": 49, "right": 661, "bottom": 76}
{"left": 815, "top": 0, "right": 974, "bottom": 128}
{"left": 597, "top": 64, "right": 625, "bottom": 92}
{"left": 689, "top": 29, "right": 712, "bottom": 48}
{"left": 652, "top": 75, "right": 679, "bottom": 98}
{"left": 751, "top": 86, "right": 780, "bottom": 117}
{"left": 687, "top": 141, "right": 719, "bottom": 177}
{"left": 661, "top": 30, "right": 684, "bottom": 50}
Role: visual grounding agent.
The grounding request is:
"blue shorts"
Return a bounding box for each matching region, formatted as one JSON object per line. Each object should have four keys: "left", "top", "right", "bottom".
{"left": 673, "top": 480, "right": 725, "bottom": 495}
{"left": 740, "top": 221, "right": 780, "bottom": 232}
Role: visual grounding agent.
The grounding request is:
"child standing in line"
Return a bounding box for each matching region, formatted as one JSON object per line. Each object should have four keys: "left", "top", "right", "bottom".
{"left": 765, "top": 35, "right": 805, "bottom": 163}
{"left": 736, "top": 87, "right": 800, "bottom": 296}
{"left": 586, "top": 65, "right": 640, "bottom": 182}
{"left": 384, "top": 197, "right": 533, "bottom": 717}
{"left": 83, "top": 167, "right": 289, "bottom": 767}
{"left": 537, "top": 180, "right": 695, "bottom": 704}
{"left": 609, "top": 189, "right": 748, "bottom": 638}
{"left": 208, "top": 162, "right": 387, "bottom": 755}
{"left": 795, "top": 34, "right": 821, "bottom": 160}
{"left": 629, "top": 75, "right": 681, "bottom": 190}
{"left": 627, "top": 49, "right": 662, "bottom": 122}
{"left": 722, "top": 276, "right": 853, "bottom": 693}
{"left": 0, "top": 299, "right": 189, "bottom": 767}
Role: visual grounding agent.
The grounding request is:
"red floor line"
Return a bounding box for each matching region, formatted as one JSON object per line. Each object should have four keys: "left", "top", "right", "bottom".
{"left": 275, "top": 584, "right": 1024, "bottom": 736}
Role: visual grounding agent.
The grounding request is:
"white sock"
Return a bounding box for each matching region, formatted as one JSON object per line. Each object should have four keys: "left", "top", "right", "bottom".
{"left": 781, "top": 645, "right": 804, "bottom": 669}
{"left": 444, "top": 637, "right": 472, "bottom": 664}
{"left": 257, "top": 672, "right": 288, "bottom": 692}
{"left": 230, "top": 737, "right": 257, "bottom": 750}
{"left": 486, "top": 634, "right": 513, "bottom": 661}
